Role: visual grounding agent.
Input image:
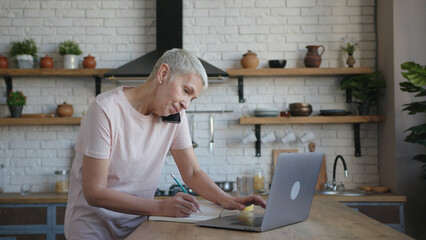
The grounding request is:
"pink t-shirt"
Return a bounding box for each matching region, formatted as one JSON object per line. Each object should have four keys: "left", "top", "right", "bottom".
{"left": 64, "top": 86, "right": 192, "bottom": 239}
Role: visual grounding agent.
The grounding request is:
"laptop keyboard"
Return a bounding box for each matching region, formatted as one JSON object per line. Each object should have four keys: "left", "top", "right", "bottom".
{"left": 231, "top": 217, "right": 264, "bottom": 227}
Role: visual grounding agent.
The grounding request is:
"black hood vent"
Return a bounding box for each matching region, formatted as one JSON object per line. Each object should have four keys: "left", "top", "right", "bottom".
{"left": 104, "top": 0, "right": 228, "bottom": 81}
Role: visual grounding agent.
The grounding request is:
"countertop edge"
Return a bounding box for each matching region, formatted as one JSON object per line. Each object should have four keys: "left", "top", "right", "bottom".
{"left": 0, "top": 192, "right": 406, "bottom": 204}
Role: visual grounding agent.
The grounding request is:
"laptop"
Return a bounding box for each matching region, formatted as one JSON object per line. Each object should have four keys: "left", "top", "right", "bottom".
{"left": 195, "top": 152, "right": 324, "bottom": 232}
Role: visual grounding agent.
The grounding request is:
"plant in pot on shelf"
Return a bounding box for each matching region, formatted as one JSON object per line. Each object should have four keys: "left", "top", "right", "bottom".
{"left": 58, "top": 40, "right": 82, "bottom": 69}
{"left": 341, "top": 41, "right": 358, "bottom": 68}
{"left": 399, "top": 61, "right": 426, "bottom": 179}
{"left": 340, "top": 71, "right": 386, "bottom": 115}
{"left": 7, "top": 90, "right": 26, "bottom": 118}
{"left": 9, "top": 39, "right": 38, "bottom": 69}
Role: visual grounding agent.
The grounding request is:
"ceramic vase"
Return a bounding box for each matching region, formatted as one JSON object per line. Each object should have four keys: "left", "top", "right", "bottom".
{"left": 346, "top": 54, "right": 355, "bottom": 68}
{"left": 240, "top": 50, "right": 259, "bottom": 69}
{"left": 83, "top": 54, "right": 96, "bottom": 68}
{"left": 304, "top": 45, "right": 325, "bottom": 68}
{"left": 9, "top": 106, "right": 23, "bottom": 118}
{"left": 40, "top": 55, "right": 54, "bottom": 69}
{"left": 63, "top": 55, "right": 78, "bottom": 69}
{"left": 0, "top": 54, "right": 8, "bottom": 69}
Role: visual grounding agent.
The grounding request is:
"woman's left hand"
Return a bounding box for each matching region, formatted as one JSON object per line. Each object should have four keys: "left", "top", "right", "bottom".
{"left": 221, "top": 195, "right": 267, "bottom": 210}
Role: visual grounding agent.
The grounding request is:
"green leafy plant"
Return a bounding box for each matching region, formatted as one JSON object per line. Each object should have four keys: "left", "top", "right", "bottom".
{"left": 340, "top": 72, "right": 386, "bottom": 105}
{"left": 341, "top": 42, "right": 358, "bottom": 55}
{"left": 7, "top": 90, "right": 26, "bottom": 106}
{"left": 58, "top": 40, "right": 82, "bottom": 55}
{"left": 400, "top": 61, "right": 426, "bottom": 179}
{"left": 9, "top": 39, "right": 38, "bottom": 59}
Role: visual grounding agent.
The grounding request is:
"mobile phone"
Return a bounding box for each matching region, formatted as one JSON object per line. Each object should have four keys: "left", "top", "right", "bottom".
{"left": 161, "top": 113, "right": 181, "bottom": 123}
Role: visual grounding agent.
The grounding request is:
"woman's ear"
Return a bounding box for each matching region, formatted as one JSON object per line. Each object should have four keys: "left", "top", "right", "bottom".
{"left": 157, "top": 63, "right": 170, "bottom": 84}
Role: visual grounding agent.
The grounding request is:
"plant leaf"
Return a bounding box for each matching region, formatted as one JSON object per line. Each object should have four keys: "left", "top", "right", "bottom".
{"left": 401, "top": 62, "right": 426, "bottom": 87}
{"left": 413, "top": 154, "right": 426, "bottom": 163}
{"left": 402, "top": 101, "right": 426, "bottom": 114}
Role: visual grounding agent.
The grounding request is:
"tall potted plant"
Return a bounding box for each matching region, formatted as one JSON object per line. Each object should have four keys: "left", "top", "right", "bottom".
{"left": 399, "top": 61, "right": 426, "bottom": 179}
{"left": 340, "top": 72, "right": 386, "bottom": 115}
{"left": 7, "top": 90, "right": 26, "bottom": 118}
{"left": 58, "top": 40, "right": 82, "bottom": 69}
{"left": 9, "top": 39, "right": 38, "bottom": 69}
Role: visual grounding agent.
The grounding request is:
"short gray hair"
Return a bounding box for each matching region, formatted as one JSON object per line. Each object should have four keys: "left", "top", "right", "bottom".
{"left": 148, "top": 48, "right": 208, "bottom": 89}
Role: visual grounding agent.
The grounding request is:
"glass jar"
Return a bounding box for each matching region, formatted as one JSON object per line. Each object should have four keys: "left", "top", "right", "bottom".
{"left": 54, "top": 170, "right": 69, "bottom": 193}
{"left": 253, "top": 162, "right": 265, "bottom": 194}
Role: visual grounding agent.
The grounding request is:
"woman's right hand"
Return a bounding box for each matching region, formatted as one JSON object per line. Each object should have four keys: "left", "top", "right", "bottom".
{"left": 158, "top": 192, "right": 201, "bottom": 217}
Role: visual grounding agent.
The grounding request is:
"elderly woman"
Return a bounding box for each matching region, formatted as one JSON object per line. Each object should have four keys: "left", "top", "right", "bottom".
{"left": 64, "top": 49, "right": 266, "bottom": 239}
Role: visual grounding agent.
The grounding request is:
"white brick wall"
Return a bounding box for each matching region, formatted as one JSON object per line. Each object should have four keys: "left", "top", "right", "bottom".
{"left": 0, "top": 0, "right": 379, "bottom": 193}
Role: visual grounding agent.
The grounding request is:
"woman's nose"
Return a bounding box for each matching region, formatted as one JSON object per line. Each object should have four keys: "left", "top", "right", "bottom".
{"left": 180, "top": 98, "right": 190, "bottom": 110}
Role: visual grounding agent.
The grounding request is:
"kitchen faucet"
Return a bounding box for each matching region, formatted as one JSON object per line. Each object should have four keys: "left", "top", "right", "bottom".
{"left": 332, "top": 155, "right": 348, "bottom": 191}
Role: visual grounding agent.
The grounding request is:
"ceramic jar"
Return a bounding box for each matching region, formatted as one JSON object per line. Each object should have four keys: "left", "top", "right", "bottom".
{"left": 56, "top": 102, "right": 73, "bottom": 117}
{"left": 0, "top": 54, "right": 8, "bottom": 69}
{"left": 40, "top": 55, "right": 54, "bottom": 69}
{"left": 240, "top": 50, "right": 259, "bottom": 69}
{"left": 83, "top": 54, "right": 96, "bottom": 69}
{"left": 304, "top": 45, "right": 325, "bottom": 68}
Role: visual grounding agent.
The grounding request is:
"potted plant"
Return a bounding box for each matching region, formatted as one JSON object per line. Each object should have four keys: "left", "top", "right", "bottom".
{"left": 58, "top": 40, "right": 82, "bottom": 69}
{"left": 340, "top": 72, "right": 386, "bottom": 115}
{"left": 341, "top": 41, "right": 358, "bottom": 68}
{"left": 399, "top": 61, "right": 426, "bottom": 179}
{"left": 9, "top": 39, "right": 38, "bottom": 69}
{"left": 7, "top": 90, "right": 26, "bottom": 118}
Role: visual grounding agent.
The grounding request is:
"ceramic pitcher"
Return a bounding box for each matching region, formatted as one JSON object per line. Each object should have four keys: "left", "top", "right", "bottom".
{"left": 304, "top": 45, "right": 325, "bottom": 68}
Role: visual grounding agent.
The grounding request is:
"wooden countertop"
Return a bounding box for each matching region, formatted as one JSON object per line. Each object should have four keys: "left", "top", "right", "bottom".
{"left": 126, "top": 198, "right": 412, "bottom": 240}
{"left": 0, "top": 192, "right": 406, "bottom": 204}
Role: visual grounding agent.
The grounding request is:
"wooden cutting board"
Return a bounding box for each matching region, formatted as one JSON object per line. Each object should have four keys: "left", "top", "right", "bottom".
{"left": 273, "top": 149, "right": 298, "bottom": 171}
{"left": 309, "top": 142, "right": 328, "bottom": 190}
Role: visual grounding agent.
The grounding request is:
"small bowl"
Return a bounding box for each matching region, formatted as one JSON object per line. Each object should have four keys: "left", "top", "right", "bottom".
{"left": 290, "top": 108, "right": 313, "bottom": 116}
{"left": 215, "top": 181, "right": 234, "bottom": 192}
{"left": 289, "top": 103, "right": 312, "bottom": 109}
{"left": 268, "top": 60, "right": 287, "bottom": 68}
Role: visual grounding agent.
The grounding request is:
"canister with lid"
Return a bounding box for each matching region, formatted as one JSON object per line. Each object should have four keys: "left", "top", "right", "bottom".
{"left": 54, "top": 170, "right": 70, "bottom": 193}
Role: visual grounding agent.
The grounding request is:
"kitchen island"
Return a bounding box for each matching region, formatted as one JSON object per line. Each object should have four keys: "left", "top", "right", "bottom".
{"left": 126, "top": 197, "right": 411, "bottom": 240}
{"left": 0, "top": 193, "right": 409, "bottom": 240}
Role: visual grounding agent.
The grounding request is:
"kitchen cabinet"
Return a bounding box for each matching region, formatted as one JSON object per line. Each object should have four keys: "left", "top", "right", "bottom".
{"left": 316, "top": 194, "right": 407, "bottom": 233}
{"left": 0, "top": 203, "right": 66, "bottom": 240}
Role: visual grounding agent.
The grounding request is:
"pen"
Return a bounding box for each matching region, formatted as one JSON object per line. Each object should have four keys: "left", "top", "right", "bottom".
{"left": 170, "top": 173, "right": 202, "bottom": 214}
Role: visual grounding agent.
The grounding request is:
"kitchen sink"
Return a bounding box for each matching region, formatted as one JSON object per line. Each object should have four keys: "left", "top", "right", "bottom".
{"left": 317, "top": 190, "right": 369, "bottom": 196}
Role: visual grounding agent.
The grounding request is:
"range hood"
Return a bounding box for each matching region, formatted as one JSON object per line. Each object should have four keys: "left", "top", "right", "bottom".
{"left": 104, "top": 0, "right": 228, "bottom": 82}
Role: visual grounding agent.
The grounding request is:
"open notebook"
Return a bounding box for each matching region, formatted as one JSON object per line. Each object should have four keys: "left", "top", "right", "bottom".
{"left": 149, "top": 201, "right": 236, "bottom": 223}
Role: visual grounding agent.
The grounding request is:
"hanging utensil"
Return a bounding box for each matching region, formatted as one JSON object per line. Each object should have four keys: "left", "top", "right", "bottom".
{"left": 209, "top": 115, "right": 214, "bottom": 153}
{"left": 190, "top": 115, "right": 198, "bottom": 148}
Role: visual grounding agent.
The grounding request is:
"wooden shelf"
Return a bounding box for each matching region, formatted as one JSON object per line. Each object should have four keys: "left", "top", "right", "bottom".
{"left": 227, "top": 67, "right": 372, "bottom": 103}
{"left": 0, "top": 68, "right": 112, "bottom": 78}
{"left": 240, "top": 115, "right": 385, "bottom": 125}
{"left": 0, "top": 117, "right": 81, "bottom": 125}
{"left": 227, "top": 67, "right": 372, "bottom": 77}
{"left": 0, "top": 68, "right": 113, "bottom": 96}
